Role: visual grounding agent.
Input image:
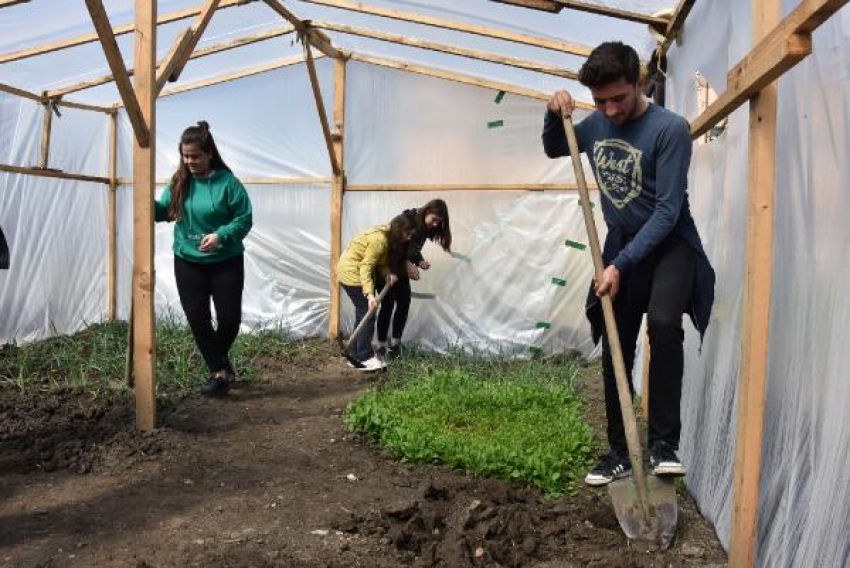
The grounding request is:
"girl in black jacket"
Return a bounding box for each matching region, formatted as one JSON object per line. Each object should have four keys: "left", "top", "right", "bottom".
{"left": 375, "top": 199, "right": 451, "bottom": 358}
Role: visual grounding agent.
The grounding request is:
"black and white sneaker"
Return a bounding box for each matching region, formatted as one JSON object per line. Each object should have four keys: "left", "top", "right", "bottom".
{"left": 584, "top": 452, "right": 632, "bottom": 486}
{"left": 650, "top": 442, "right": 686, "bottom": 477}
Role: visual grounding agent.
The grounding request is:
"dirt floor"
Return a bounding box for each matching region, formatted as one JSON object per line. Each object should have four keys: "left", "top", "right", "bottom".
{"left": 0, "top": 340, "right": 728, "bottom": 568}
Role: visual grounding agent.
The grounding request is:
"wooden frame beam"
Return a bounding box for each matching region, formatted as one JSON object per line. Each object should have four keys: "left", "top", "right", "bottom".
{"left": 493, "top": 0, "right": 668, "bottom": 25}
{"left": 85, "top": 0, "right": 150, "bottom": 147}
{"left": 156, "top": 53, "right": 317, "bottom": 99}
{"left": 0, "top": 82, "right": 112, "bottom": 113}
{"left": 730, "top": 1, "right": 781, "bottom": 566}
{"left": 132, "top": 0, "right": 157, "bottom": 431}
{"left": 312, "top": 21, "right": 578, "bottom": 80}
{"left": 261, "top": 0, "right": 346, "bottom": 59}
{"left": 155, "top": 0, "right": 222, "bottom": 93}
{"left": 350, "top": 53, "right": 594, "bottom": 109}
{"left": 107, "top": 111, "right": 118, "bottom": 320}
{"left": 346, "top": 183, "right": 597, "bottom": 191}
{"left": 659, "top": 0, "right": 696, "bottom": 54}
{"left": 303, "top": 44, "right": 341, "bottom": 176}
{"left": 48, "top": 25, "right": 295, "bottom": 98}
{"left": 0, "top": 0, "right": 253, "bottom": 64}
{"left": 38, "top": 102, "right": 54, "bottom": 169}
{"left": 298, "top": 0, "right": 591, "bottom": 57}
{"left": 0, "top": 163, "right": 110, "bottom": 184}
{"left": 0, "top": 0, "right": 30, "bottom": 8}
{"left": 690, "top": 0, "right": 848, "bottom": 139}
{"left": 328, "top": 59, "right": 346, "bottom": 339}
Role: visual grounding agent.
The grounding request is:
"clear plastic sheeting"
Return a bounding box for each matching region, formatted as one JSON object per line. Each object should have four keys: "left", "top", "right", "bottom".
{"left": 341, "top": 189, "right": 602, "bottom": 357}
{"left": 667, "top": 0, "right": 850, "bottom": 566}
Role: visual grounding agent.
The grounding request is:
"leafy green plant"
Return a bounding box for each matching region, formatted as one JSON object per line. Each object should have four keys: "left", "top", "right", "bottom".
{"left": 345, "top": 352, "right": 597, "bottom": 496}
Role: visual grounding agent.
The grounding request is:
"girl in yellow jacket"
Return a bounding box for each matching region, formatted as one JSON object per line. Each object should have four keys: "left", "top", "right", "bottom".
{"left": 338, "top": 214, "right": 417, "bottom": 371}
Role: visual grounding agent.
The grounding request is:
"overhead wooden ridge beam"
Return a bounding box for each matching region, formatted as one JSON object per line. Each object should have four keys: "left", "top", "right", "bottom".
{"left": 155, "top": 0, "right": 222, "bottom": 93}
{"left": 0, "top": 0, "right": 254, "bottom": 65}
{"left": 0, "top": 0, "right": 30, "bottom": 7}
{"left": 493, "top": 0, "right": 668, "bottom": 25}
{"left": 689, "top": 0, "right": 848, "bottom": 139}
{"left": 85, "top": 0, "right": 150, "bottom": 147}
{"left": 350, "top": 52, "right": 594, "bottom": 109}
{"left": 346, "top": 183, "right": 598, "bottom": 191}
{"left": 312, "top": 21, "right": 578, "bottom": 80}
{"left": 303, "top": 43, "right": 341, "bottom": 175}
{"left": 299, "top": 0, "right": 591, "bottom": 57}
{"left": 0, "top": 163, "right": 110, "bottom": 184}
{"left": 48, "top": 25, "right": 295, "bottom": 98}
{"left": 154, "top": 53, "right": 320, "bottom": 99}
{"left": 261, "top": 0, "right": 346, "bottom": 59}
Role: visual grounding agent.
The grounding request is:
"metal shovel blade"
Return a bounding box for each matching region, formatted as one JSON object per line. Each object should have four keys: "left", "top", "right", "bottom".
{"left": 608, "top": 476, "right": 678, "bottom": 547}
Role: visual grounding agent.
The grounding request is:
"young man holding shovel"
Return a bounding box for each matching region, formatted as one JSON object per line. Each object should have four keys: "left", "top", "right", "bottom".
{"left": 542, "top": 42, "right": 715, "bottom": 486}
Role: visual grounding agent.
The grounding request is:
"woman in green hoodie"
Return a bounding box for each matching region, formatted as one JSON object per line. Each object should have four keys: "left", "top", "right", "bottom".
{"left": 155, "top": 121, "right": 252, "bottom": 397}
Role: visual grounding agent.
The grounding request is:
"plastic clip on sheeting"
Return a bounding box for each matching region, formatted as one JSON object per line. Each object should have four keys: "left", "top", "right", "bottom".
{"left": 536, "top": 321, "right": 552, "bottom": 329}
{"left": 487, "top": 120, "right": 504, "bottom": 129}
{"left": 565, "top": 239, "right": 587, "bottom": 250}
{"left": 410, "top": 292, "right": 436, "bottom": 300}
{"left": 494, "top": 90, "right": 506, "bottom": 104}
{"left": 551, "top": 277, "right": 567, "bottom": 287}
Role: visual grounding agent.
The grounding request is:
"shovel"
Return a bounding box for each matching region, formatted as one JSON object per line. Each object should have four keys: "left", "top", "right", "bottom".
{"left": 339, "top": 280, "right": 393, "bottom": 368}
{"left": 562, "top": 116, "right": 677, "bottom": 545}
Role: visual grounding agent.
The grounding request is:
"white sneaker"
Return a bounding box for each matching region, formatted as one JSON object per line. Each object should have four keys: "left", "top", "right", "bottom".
{"left": 356, "top": 356, "right": 387, "bottom": 372}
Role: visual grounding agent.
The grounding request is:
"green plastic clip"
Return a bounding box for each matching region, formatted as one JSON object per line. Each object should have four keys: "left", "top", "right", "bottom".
{"left": 551, "top": 277, "right": 567, "bottom": 287}
{"left": 536, "top": 321, "right": 552, "bottom": 329}
{"left": 577, "top": 199, "right": 595, "bottom": 209}
{"left": 494, "top": 90, "right": 506, "bottom": 104}
{"left": 528, "top": 346, "right": 543, "bottom": 358}
{"left": 487, "top": 119, "right": 504, "bottom": 129}
{"left": 565, "top": 239, "right": 587, "bottom": 251}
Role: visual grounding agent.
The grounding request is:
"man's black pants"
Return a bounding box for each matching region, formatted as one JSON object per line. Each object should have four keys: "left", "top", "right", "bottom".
{"left": 174, "top": 254, "right": 244, "bottom": 376}
{"left": 601, "top": 238, "right": 695, "bottom": 456}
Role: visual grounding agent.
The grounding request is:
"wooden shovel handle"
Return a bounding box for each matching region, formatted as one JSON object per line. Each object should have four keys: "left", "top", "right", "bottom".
{"left": 562, "top": 116, "right": 650, "bottom": 519}
{"left": 344, "top": 279, "right": 393, "bottom": 349}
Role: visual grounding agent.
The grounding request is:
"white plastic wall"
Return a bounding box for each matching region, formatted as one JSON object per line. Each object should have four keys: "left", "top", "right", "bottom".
{"left": 668, "top": 1, "right": 850, "bottom": 566}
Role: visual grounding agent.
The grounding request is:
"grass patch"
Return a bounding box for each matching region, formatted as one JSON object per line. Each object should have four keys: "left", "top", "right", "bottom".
{"left": 0, "top": 317, "right": 293, "bottom": 394}
{"left": 344, "top": 351, "right": 597, "bottom": 496}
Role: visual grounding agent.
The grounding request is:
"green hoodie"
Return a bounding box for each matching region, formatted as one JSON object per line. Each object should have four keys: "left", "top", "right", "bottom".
{"left": 155, "top": 169, "right": 252, "bottom": 264}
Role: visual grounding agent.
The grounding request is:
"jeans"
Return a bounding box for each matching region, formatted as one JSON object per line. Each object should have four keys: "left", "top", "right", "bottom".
{"left": 375, "top": 274, "right": 411, "bottom": 342}
{"left": 600, "top": 238, "right": 696, "bottom": 455}
{"left": 342, "top": 284, "right": 375, "bottom": 362}
{"left": 174, "top": 254, "right": 244, "bottom": 375}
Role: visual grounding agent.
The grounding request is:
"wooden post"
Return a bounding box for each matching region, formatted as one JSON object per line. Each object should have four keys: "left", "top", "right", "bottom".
{"left": 729, "top": 0, "right": 780, "bottom": 566}
{"left": 328, "top": 58, "right": 346, "bottom": 339}
{"left": 39, "top": 101, "right": 53, "bottom": 169}
{"left": 107, "top": 110, "right": 118, "bottom": 320}
{"left": 132, "top": 1, "right": 157, "bottom": 431}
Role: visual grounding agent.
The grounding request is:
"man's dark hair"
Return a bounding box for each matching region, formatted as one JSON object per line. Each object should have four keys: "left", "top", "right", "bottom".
{"left": 578, "top": 41, "right": 641, "bottom": 88}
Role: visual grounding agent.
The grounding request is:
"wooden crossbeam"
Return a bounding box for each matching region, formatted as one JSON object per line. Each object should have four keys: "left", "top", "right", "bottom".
{"left": 688, "top": 0, "right": 850, "bottom": 138}
{"left": 303, "top": 44, "right": 341, "bottom": 176}
{"left": 155, "top": 0, "right": 222, "bottom": 93}
{"left": 261, "top": 0, "right": 345, "bottom": 59}
{"left": 346, "top": 183, "right": 597, "bottom": 191}
{"left": 350, "top": 53, "right": 594, "bottom": 109}
{"left": 85, "top": 0, "right": 149, "bottom": 147}
{"left": 155, "top": 53, "right": 316, "bottom": 99}
{"left": 117, "top": 176, "right": 330, "bottom": 185}
{"left": 660, "top": 0, "right": 696, "bottom": 53}
{"left": 298, "top": 0, "right": 591, "bottom": 57}
{"left": 0, "top": 0, "right": 30, "bottom": 8}
{"left": 312, "top": 21, "right": 578, "bottom": 80}
{"left": 48, "top": 25, "right": 295, "bottom": 98}
{"left": 494, "top": 0, "right": 668, "bottom": 25}
{"left": 0, "top": 0, "right": 253, "bottom": 64}
{"left": 0, "top": 82, "right": 111, "bottom": 113}
{"left": 0, "top": 163, "right": 110, "bottom": 184}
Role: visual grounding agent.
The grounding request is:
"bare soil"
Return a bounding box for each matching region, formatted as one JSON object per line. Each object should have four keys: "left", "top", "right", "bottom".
{"left": 0, "top": 340, "right": 727, "bottom": 568}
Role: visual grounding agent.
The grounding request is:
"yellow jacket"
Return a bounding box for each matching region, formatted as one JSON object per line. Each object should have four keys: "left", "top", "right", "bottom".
{"left": 338, "top": 225, "right": 390, "bottom": 295}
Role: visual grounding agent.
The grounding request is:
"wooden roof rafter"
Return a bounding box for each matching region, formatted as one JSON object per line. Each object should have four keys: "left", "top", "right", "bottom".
{"left": 0, "top": 0, "right": 255, "bottom": 65}
{"left": 298, "top": 0, "right": 592, "bottom": 57}
{"left": 46, "top": 25, "right": 296, "bottom": 98}
{"left": 492, "top": 0, "right": 668, "bottom": 26}
{"left": 0, "top": 0, "right": 29, "bottom": 8}
{"left": 261, "top": 0, "right": 346, "bottom": 59}
{"left": 154, "top": 0, "right": 222, "bottom": 94}
{"left": 658, "top": 0, "right": 696, "bottom": 55}
{"left": 311, "top": 20, "right": 579, "bottom": 80}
